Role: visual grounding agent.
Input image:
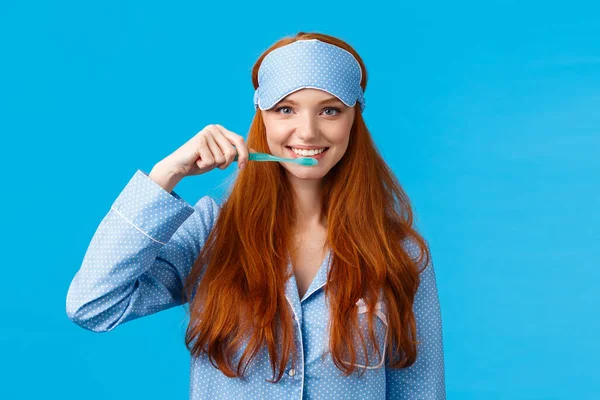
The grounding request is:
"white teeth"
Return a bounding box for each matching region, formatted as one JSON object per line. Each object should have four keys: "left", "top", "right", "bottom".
{"left": 290, "top": 147, "right": 326, "bottom": 156}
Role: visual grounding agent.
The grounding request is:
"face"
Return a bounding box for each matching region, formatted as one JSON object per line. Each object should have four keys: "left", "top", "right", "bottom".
{"left": 261, "top": 88, "right": 356, "bottom": 181}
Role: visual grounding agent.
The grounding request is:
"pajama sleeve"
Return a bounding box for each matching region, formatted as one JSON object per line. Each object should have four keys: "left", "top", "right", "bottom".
{"left": 386, "top": 238, "right": 446, "bottom": 399}
{"left": 66, "top": 169, "right": 220, "bottom": 333}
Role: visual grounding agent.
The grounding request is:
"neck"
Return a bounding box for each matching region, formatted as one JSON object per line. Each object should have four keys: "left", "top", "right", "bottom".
{"left": 288, "top": 174, "right": 327, "bottom": 231}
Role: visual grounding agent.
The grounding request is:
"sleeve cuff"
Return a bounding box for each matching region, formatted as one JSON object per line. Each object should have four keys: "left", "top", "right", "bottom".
{"left": 110, "top": 169, "right": 196, "bottom": 244}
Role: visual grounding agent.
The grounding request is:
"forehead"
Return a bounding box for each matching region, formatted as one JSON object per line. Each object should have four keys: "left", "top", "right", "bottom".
{"left": 280, "top": 88, "right": 344, "bottom": 105}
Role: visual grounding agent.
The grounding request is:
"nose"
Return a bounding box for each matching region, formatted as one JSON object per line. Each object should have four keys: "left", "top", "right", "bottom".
{"left": 296, "top": 114, "right": 319, "bottom": 140}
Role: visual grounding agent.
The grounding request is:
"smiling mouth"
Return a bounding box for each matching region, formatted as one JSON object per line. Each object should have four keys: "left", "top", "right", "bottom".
{"left": 285, "top": 147, "right": 330, "bottom": 158}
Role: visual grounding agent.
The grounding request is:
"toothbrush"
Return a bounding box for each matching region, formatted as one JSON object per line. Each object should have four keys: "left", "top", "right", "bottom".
{"left": 232, "top": 152, "right": 318, "bottom": 166}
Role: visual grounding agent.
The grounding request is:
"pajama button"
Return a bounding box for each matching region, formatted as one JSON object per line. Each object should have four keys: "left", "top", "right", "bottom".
{"left": 287, "top": 368, "right": 296, "bottom": 376}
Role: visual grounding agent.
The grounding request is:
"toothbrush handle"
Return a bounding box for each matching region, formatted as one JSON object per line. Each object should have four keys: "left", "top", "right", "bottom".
{"left": 233, "top": 153, "right": 289, "bottom": 162}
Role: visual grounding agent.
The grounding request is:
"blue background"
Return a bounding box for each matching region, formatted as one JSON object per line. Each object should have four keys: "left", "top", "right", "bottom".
{"left": 1, "top": 1, "right": 598, "bottom": 398}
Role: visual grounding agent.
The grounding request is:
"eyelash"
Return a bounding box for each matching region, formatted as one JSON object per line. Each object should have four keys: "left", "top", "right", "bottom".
{"left": 274, "top": 106, "right": 341, "bottom": 116}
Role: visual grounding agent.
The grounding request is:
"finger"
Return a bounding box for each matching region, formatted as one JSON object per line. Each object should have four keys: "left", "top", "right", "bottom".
{"left": 212, "top": 125, "right": 238, "bottom": 169}
{"left": 196, "top": 134, "right": 215, "bottom": 171}
{"left": 204, "top": 128, "right": 227, "bottom": 169}
{"left": 215, "top": 124, "right": 249, "bottom": 167}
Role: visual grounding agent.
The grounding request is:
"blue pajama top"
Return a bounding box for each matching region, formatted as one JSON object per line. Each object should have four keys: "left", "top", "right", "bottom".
{"left": 66, "top": 169, "right": 446, "bottom": 399}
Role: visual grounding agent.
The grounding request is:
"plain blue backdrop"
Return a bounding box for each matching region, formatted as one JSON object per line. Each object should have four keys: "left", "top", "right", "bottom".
{"left": 1, "top": 0, "right": 598, "bottom": 398}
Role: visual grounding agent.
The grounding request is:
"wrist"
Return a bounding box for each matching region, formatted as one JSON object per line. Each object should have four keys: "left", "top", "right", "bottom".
{"left": 149, "top": 162, "right": 182, "bottom": 193}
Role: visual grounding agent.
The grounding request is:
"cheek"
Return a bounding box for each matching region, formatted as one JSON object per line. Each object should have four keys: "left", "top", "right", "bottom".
{"left": 264, "top": 122, "right": 289, "bottom": 143}
{"left": 266, "top": 133, "right": 289, "bottom": 151}
{"left": 331, "top": 127, "right": 351, "bottom": 148}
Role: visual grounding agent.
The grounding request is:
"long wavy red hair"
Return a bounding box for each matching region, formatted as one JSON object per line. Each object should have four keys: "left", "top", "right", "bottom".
{"left": 182, "top": 31, "right": 431, "bottom": 382}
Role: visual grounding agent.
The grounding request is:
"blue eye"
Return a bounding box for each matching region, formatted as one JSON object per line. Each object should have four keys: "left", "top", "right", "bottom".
{"left": 274, "top": 106, "right": 341, "bottom": 116}
{"left": 275, "top": 106, "right": 293, "bottom": 115}
{"left": 324, "top": 107, "right": 341, "bottom": 116}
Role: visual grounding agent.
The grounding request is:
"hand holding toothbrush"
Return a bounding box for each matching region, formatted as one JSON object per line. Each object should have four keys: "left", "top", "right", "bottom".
{"left": 148, "top": 124, "right": 316, "bottom": 193}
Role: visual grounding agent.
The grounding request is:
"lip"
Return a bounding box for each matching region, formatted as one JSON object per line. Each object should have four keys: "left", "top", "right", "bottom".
{"left": 286, "top": 146, "right": 330, "bottom": 161}
{"left": 287, "top": 145, "right": 329, "bottom": 150}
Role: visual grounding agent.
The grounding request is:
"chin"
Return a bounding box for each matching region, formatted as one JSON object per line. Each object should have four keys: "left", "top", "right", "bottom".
{"left": 284, "top": 168, "right": 328, "bottom": 180}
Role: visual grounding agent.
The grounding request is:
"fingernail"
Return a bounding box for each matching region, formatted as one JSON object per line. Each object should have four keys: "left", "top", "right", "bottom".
{"left": 239, "top": 162, "right": 246, "bottom": 170}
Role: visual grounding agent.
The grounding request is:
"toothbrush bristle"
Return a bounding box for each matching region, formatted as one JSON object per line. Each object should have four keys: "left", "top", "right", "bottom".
{"left": 300, "top": 157, "right": 318, "bottom": 166}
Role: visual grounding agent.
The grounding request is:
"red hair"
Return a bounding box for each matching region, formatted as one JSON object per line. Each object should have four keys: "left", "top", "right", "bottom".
{"left": 182, "top": 31, "right": 431, "bottom": 382}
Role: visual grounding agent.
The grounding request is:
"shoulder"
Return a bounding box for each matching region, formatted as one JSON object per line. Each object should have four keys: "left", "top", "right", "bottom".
{"left": 401, "top": 236, "right": 422, "bottom": 260}
{"left": 401, "top": 235, "right": 434, "bottom": 277}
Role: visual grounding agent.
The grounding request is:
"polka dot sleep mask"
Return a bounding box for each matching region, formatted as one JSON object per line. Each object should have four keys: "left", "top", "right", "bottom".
{"left": 253, "top": 38, "right": 366, "bottom": 112}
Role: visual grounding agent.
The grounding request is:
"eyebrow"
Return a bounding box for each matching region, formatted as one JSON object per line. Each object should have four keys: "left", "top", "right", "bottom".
{"left": 280, "top": 97, "right": 344, "bottom": 106}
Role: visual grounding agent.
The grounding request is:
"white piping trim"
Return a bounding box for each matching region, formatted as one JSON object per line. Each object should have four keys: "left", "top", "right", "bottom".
{"left": 110, "top": 206, "right": 166, "bottom": 245}
{"left": 261, "top": 85, "right": 357, "bottom": 111}
{"left": 284, "top": 295, "right": 304, "bottom": 399}
{"left": 344, "top": 298, "right": 389, "bottom": 369}
{"left": 301, "top": 281, "right": 327, "bottom": 303}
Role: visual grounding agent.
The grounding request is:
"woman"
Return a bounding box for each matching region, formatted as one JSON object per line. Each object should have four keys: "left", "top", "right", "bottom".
{"left": 66, "top": 32, "right": 446, "bottom": 399}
